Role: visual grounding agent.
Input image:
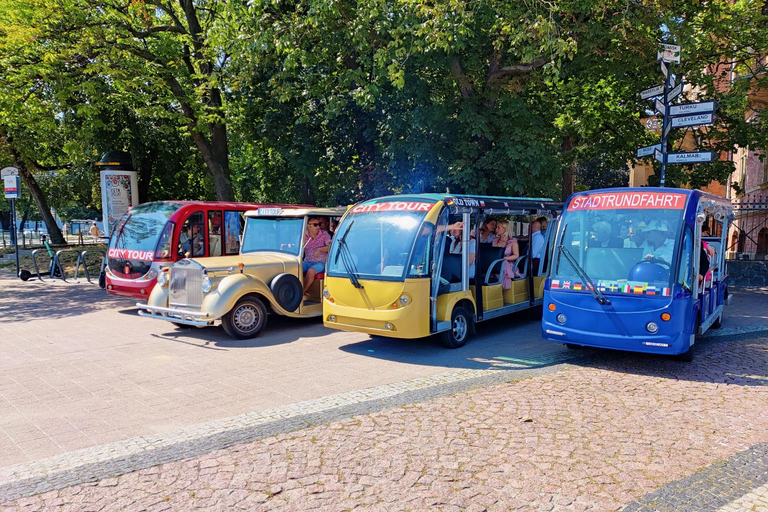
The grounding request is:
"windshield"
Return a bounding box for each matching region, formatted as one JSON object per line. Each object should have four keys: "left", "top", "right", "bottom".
{"left": 241, "top": 217, "right": 304, "bottom": 255}
{"left": 108, "top": 202, "right": 181, "bottom": 278}
{"left": 552, "top": 191, "right": 687, "bottom": 296}
{"left": 328, "top": 201, "right": 435, "bottom": 281}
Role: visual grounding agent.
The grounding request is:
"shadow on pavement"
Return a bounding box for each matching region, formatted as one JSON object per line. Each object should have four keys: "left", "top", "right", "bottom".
{"left": 148, "top": 315, "right": 332, "bottom": 349}
{"left": 338, "top": 307, "right": 585, "bottom": 371}
{"left": 0, "top": 275, "right": 134, "bottom": 322}
{"left": 564, "top": 333, "right": 768, "bottom": 387}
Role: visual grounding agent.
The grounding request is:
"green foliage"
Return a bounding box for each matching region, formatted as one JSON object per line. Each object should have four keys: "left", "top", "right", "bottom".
{"left": 2, "top": 0, "right": 768, "bottom": 218}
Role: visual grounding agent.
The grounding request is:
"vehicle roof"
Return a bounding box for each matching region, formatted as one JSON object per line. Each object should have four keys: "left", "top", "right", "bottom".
{"left": 357, "top": 193, "right": 559, "bottom": 211}
{"left": 134, "top": 200, "right": 312, "bottom": 209}
{"left": 244, "top": 206, "right": 348, "bottom": 218}
{"left": 569, "top": 187, "right": 732, "bottom": 208}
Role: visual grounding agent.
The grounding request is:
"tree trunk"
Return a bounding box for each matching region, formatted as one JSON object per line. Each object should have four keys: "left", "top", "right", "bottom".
{"left": 189, "top": 127, "right": 234, "bottom": 201}
{"left": 9, "top": 152, "right": 65, "bottom": 244}
{"left": 561, "top": 136, "right": 575, "bottom": 201}
{"left": 164, "top": 77, "right": 235, "bottom": 201}
{"left": 353, "top": 107, "right": 386, "bottom": 199}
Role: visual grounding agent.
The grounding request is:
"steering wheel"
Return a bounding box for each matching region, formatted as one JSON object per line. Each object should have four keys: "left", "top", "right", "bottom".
{"left": 640, "top": 256, "right": 671, "bottom": 269}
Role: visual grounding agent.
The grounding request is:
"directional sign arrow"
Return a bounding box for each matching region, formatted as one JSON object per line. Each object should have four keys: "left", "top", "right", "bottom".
{"left": 666, "top": 151, "right": 718, "bottom": 164}
{"left": 655, "top": 99, "right": 666, "bottom": 115}
{"left": 658, "top": 43, "right": 682, "bottom": 64}
{"left": 660, "top": 60, "right": 669, "bottom": 78}
{"left": 639, "top": 85, "right": 664, "bottom": 100}
{"left": 669, "top": 100, "right": 719, "bottom": 117}
{"left": 670, "top": 112, "right": 716, "bottom": 129}
{"left": 667, "top": 81, "right": 684, "bottom": 103}
{"left": 636, "top": 144, "right": 662, "bottom": 158}
{"left": 654, "top": 148, "right": 665, "bottom": 164}
{"left": 0, "top": 166, "right": 19, "bottom": 178}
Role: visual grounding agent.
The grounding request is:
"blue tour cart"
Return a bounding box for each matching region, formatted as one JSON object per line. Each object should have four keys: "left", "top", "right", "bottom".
{"left": 542, "top": 187, "right": 733, "bottom": 361}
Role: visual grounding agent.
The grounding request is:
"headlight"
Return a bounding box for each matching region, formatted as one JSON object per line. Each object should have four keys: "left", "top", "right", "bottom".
{"left": 156, "top": 271, "right": 168, "bottom": 286}
{"left": 146, "top": 269, "right": 158, "bottom": 280}
{"left": 556, "top": 313, "right": 567, "bottom": 324}
{"left": 323, "top": 288, "right": 331, "bottom": 299}
{"left": 646, "top": 321, "right": 659, "bottom": 334}
{"left": 399, "top": 294, "right": 410, "bottom": 306}
{"left": 201, "top": 276, "right": 212, "bottom": 293}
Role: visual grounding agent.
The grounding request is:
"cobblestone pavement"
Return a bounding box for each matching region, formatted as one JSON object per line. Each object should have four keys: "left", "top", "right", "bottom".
{"left": 2, "top": 331, "right": 767, "bottom": 511}
{"left": 0, "top": 273, "right": 574, "bottom": 467}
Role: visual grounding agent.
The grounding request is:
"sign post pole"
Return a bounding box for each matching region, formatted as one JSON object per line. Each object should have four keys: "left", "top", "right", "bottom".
{"left": 2, "top": 166, "right": 21, "bottom": 277}
{"left": 11, "top": 197, "right": 19, "bottom": 277}
{"left": 659, "top": 59, "right": 671, "bottom": 188}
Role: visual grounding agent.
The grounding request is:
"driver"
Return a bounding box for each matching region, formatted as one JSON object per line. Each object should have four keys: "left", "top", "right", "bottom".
{"left": 640, "top": 220, "right": 674, "bottom": 264}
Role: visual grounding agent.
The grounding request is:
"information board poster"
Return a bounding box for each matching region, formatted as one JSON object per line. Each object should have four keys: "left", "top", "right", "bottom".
{"left": 100, "top": 170, "right": 139, "bottom": 237}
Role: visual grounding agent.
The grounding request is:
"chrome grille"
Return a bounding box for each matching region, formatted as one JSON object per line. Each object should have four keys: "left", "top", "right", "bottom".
{"left": 169, "top": 260, "right": 204, "bottom": 309}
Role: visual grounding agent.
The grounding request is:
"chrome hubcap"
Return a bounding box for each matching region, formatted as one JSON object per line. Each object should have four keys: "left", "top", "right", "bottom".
{"left": 453, "top": 315, "right": 467, "bottom": 341}
{"left": 234, "top": 305, "right": 259, "bottom": 332}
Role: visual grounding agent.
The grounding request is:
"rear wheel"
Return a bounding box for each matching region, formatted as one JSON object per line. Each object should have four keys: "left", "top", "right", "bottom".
{"left": 441, "top": 306, "right": 473, "bottom": 349}
{"left": 222, "top": 297, "right": 268, "bottom": 339}
{"left": 19, "top": 269, "right": 31, "bottom": 281}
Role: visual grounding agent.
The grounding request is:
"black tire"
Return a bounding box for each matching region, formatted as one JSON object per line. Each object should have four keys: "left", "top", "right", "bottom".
{"left": 441, "top": 306, "right": 473, "bottom": 349}
{"left": 675, "top": 317, "right": 699, "bottom": 362}
{"left": 270, "top": 273, "right": 303, "bottom": 312}
{"left": 49, "top": 262, "right": 62, "bottom": 278}
{"left": 711, "top": 314, "right": 722, "bottom": 329}
{"left": 222, "top": 297, "right": 268, "bottom": 340}
{"left": 19, "top": 269, "right": 31, "bottom": 281}
{"left": 98, "top": 270, "right": 106, "bottom": 289}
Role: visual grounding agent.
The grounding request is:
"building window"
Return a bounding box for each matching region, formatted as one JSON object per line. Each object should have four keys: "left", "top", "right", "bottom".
{"left": 763, "top": 153, "right": 768, "bottom": 184}
{"left": 758, "top": 228, "right": 768, "bottom": 255}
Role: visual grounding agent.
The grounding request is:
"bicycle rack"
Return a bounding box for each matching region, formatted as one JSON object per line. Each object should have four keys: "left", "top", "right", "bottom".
{"left": 52, "top": 249, "right": 83, "bottom": 282}
{"left": 30, "top": 249, "right": 50, "bottom": 282}
{"left": 74, "top": 249, "right": 107, "bottom": 284}
{"left": 29, "top": 249, "right": 65, "bottom": 281}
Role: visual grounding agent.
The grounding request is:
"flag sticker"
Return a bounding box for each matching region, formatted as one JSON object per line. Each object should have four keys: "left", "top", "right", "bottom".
{"left": 551, "top": 280, "right": 560, "bottom": 289}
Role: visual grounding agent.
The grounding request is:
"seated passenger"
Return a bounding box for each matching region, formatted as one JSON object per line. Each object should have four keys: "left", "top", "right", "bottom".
{"left": 590, "top": 221, "right": 623, "bottom": 249}
{"left": 448, "top": 222, "right": 477, "bottom": 279}
{"left": 640, "top": 220, "right": 674, "bottom": 264}
{"left": 179, "top": 225, "right": 192, "bottom": 257}
{"left": 492, "top": 220, "right": 521, "bottom": 290}
{"left": 477, "top": 218, "right": 497, "bottom": 244}
{"left": 303, "top": 217, "right": 331, "bottom": 298}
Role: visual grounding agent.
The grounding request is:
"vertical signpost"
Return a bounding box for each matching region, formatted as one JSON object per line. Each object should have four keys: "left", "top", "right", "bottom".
{"left": 2, "top": 166, "right": 21, "bottom": 277}
{"left": 636, "top": 43, "right": 719, "bottom": 187}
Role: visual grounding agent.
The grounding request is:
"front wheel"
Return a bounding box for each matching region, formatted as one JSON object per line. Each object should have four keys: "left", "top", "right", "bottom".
{"left": 441, "top": 306, "right": 473, "bottom": 349}
{"left": 222, "top": 297, "right": 268, "bottom": 340}
{"left": 675, "top": 317, "right": 699, "bottom": 362}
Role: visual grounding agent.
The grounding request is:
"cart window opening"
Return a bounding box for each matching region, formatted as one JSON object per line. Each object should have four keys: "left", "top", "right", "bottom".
{"left": 553, "top": 200, "right": 684, "bottom": 295}
{"left": 328, "top": 206, "right": 433, "bottom": 281}
{"left": 241, "top": 217, "right": 304, "bottom": 255}
{"left": 208, "top": 210, "right": 222, "bottom": 257}
{"left": 108, "top": 202, "right": 181, "bottom": 278}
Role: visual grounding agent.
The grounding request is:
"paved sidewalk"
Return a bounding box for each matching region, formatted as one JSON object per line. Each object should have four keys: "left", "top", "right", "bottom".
{"left": 0, "top": 283, "right": 766, "bottom": 510}
{"left": 1, "top": 333, "right": 767, "bottom": 511}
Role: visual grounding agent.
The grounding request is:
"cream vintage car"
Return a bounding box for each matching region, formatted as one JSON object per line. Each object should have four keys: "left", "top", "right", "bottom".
{"left": 137, "top": 206, "right": 346, "bottom": 339}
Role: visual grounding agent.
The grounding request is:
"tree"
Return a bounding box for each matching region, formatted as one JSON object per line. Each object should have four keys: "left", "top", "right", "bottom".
{"left": 4, "top": 0, "right": 238, "bottom": 200}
